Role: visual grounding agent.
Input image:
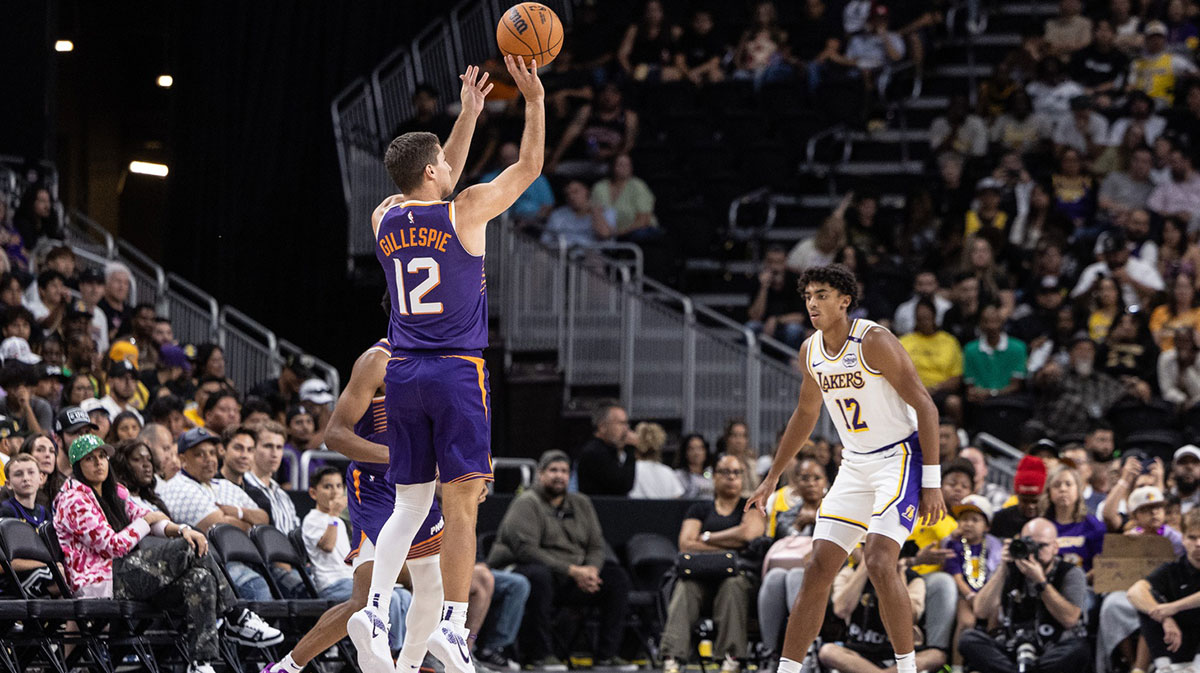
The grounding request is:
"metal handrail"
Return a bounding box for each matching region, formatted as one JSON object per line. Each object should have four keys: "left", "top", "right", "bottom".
{"left": 491, "top": 456, "right": 538, "bottom": 492}
{"left": 331, "top": 77, "right": 369, "bottom": 212}
{"left": 166, "top": 272, "right": 220, "bottom": 341}
{"left": 117, "top": 239, "right": 168, "bottom": 307}
{"left": 67, "top": 209, "right": 116, "bottom": 258}
{"left": 805, "top": 123, "right": 848, "bottom": 170}
{"left": 298, "top": 450, "right": 351, "bottom": 491}
{"left": 279, "top": 338, "right": 341, "bottom": 399}
{"left": 974, "top": 432, "right": 1023, "bottom": 461}
{"left": 219, "top": 306, "right": 280, "bottom": 357}
{"left": 727, "top": 186, "right": 771, "bottom": 233}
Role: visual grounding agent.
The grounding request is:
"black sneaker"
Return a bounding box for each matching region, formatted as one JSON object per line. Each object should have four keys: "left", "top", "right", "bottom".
{"left": 525, "top": 656, "right": 568, "bottom": 672}
{"left": 477, "top": 648, "right": 519, "bottom": 671}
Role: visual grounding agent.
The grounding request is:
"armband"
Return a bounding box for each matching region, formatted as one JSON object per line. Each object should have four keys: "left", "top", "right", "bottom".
{"left": 921, "top": 463, "right": 941, "bottom": 489}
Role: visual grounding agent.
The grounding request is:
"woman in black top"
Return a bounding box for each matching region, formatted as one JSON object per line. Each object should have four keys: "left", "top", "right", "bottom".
{"left": 660, "top": 455, "right": 765, "bottom": 673}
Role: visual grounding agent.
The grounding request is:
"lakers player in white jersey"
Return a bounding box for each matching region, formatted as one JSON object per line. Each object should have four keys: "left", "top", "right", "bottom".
{"left": 747, "top": 264, "right": 946, "bottom": 673}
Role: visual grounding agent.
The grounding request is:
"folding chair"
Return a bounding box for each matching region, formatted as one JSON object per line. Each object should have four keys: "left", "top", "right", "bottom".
{"left": 206, "top": 524, "right": 287, "bottom": 673}
{"left": 0, "top": 518, "right": 80, "bottom": 673}
{"left": 38, "top": 522, "right": 187, "bottom": 673}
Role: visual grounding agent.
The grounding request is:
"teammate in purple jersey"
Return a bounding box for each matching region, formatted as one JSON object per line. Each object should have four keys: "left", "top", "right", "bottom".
{"left": 349, "top": 56, "right": 545, "bottom": 673}
{"left": 263, "top": 338, "right": 445, "bottom": 673}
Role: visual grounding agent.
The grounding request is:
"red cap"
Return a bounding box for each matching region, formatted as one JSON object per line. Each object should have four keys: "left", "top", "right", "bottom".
{"left": 871, "top": 3, "right": 889, "bottom": 17}
{"left": 1014, "top": 455, "right": 1047, "bottom": 495}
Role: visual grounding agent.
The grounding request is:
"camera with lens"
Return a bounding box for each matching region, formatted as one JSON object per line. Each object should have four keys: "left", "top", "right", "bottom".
{"left": 1009, "top": 629, "right": 1041, "bottom": 673}
{"left": 1008, "top": 536, "right": 1042, "bottom": 561}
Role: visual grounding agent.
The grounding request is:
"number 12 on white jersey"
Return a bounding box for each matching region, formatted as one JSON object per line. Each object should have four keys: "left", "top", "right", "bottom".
{"left": 392, "top": 257, "right": 443, "bottom": 315}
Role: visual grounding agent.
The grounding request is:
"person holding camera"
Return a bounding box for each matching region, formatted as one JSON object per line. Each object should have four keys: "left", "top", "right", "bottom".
{"left": 959, "top": 517, "right": 1090, "bottom": 673}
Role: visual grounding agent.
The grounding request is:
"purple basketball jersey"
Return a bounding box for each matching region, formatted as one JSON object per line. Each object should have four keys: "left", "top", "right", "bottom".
{"left": 375, "top": 200, "right": 488, "bottom": 352}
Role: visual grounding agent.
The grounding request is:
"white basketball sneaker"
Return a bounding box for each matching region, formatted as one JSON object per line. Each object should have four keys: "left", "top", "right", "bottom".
{"left": 347, "top": 606, "right": 394, "bottom": 673}
{"left": 426, "top": 620, "right": 476, "bottom": 673}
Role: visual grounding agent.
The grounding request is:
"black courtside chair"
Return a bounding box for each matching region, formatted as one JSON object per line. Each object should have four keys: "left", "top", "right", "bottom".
{"left": 206, "top": 523, "right": 286, "bottom": 673}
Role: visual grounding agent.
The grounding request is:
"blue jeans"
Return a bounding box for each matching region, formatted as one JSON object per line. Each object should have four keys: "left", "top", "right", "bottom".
{"left": 480, "top": 569, "right": 531, "bottom": 650}
{"left": 270, "top": 565, "right": 307, "bottom": 599}
{"left": 227, "top": 561, "right": 272, "bottom": 601}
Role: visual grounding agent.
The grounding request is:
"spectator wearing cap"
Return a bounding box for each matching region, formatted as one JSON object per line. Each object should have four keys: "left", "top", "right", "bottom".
{"left": 1126, "top": 509, "right": 1200, "bottom": 671}
{"left": 0, "top": 413, "right": 25, "bottom": 482}
{"left": 1170, "top": 445, "right": 1200, "bottom": 513}
{"left": 942, "top": 494, "right": 1002, "bottom": 635}
{"left": 931, "top": 95, "right": 989, "bottom": 158}
{"left": 1101, "top": 452, "right": 1169, "bottom": 531}
{"left": 993, "top": 455, "right": 1048, "bottom": 538}
{"left": 298, "top": 377, "right": 334, "bottom": 447}
{"left": 28, "top": 269, "right": 69, "bottom": 333}
{"left": 63, "top": 300, "right": 95, "bottom": 342}
{"left": 0, "top": 360, "right": 49, "bottom": 435}
{"left": 487, "top": 450, "right": 632, "bottom": 670}
{"left": 201, "top": 390, "right": 240, "bottom": 436}
{"left": 244, "top": 420, "right": 299, "bottom": 534}
{"left": 1044, "top": 0, "right": 1092, "bottom": 60}
{"left": 1148, "top": 139, "right": 1200, "bottom": 227}
{"left": 1125, "top": 485, "right": 1185, "bottom": 555}
{"left": 98, "top": 359, "right": 143, "bottom": 425}
{"left": 141, "top": 343, "right": 191, "bottom": 400}
{"left": 0, "top": 335, "right": 40, "bottom": 367}
{"left": 284, "top": 405, "right": 317, "bottom": 460}
{"left": 249, "top": 353, "right": 313, "bottom": 418}
{"left": 1071, "top": 229, "right": 1164, "bottom": 310}
{"left": 158, "top": 427, "right": 278, "bottom": 600}
{"left": 964, "top": 177, "right": 1008, "bottom": 239}
{"left": 83, "top": 398, "right": 112, "bottom": 439}
{"left": 1052, "top": 95, "right": 1109, "bottom": 158}
{"left": 1128, "top": 21, "right": 1198, "bottom": 106}
{"left": 77, "top": 267, "right": 109, "bottom": 355}
{"left": 96, "top": 262, "right": 133, "bottom": 341}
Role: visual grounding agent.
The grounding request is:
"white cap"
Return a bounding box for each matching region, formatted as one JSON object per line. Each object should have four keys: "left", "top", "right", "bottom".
{"left": 1175, "top": 445, "right": 1200, "bottom": 463}
{"left": 80, "top": 398, "right": 109, "bottom": 416}
{"left": 299, "top": 378, "right": 334, "bottom": 405}
{"left": 0, "top": 337, "right": 40, "bottom": 365}
{"left": 1128, "top": 485, "right": 1166, "bottom": 513}
{"left": 951, "top": 493, "right": 994, "bottom": 524}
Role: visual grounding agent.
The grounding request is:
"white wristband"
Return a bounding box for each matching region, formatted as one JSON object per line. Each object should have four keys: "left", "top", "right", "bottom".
{"left": 921, "top": 464, "right": 941, "bottom": 489}
{"left": 236, "top": 506, "right": 244, "bottom": 520}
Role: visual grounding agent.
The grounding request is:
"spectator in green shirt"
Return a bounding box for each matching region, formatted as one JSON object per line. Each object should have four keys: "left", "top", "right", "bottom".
{"left": 590, "top": 154, "right": 659, "bottom": 241}
{"left": 964, "top": 303, "right": 1028, "bottom": 405}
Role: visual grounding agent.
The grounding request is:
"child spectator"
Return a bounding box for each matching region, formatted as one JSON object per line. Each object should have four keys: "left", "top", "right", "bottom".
{"left": 943, "top": 495, "right": 1002, "bottom": 636}
{"left": 1126, "top": 486, "right": 1185, "bottom": 556}
{"left": 941, "top": 459, "right": 976, "bottom": 511}
{"left": 0, "top": 454, "right": 48, "bottom": 526}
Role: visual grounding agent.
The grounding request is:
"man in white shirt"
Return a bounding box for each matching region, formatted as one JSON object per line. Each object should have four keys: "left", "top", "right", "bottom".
{"left": 98, "top": 359, "right": 144, "bottom": 425}
{"left": 159, "top": 427, "right": 277, "bottom": 602}
{"left": 1148, "top": 142, "right": 1200, "bottom": 228}
{"left": 1107, "top": 91, "right": 1166, "bottom": 145}
{"left": 1071, "top": 229, "right": 1164, "bottom": 307}
{"left": 244, "top": 420, "right": 300, "bottom": 534}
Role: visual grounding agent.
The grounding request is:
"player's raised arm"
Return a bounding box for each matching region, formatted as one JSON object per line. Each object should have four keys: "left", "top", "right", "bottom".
{"left": 324, "top": 348, "right": 390, "bottom": 464}
{"left": 747, "top": 337, "right": 825, "bottom": 515}
{"left": 861, "top": 327, "right": 946, "bottom": 524}
{"left": 453, "top": 55, "right": 544, "bottom": 248}
{"left": 442, "top": 65, "right": 494, "bottom": 189}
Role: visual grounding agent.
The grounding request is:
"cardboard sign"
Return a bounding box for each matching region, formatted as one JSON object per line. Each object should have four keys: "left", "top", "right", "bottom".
{"left": 1092, "top": 534, "right": 1177, "bottom": 594}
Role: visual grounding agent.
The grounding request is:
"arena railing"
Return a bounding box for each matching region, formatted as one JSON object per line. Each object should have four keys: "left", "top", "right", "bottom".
{"left": 493, "top": 216, "right": 840, "bottom": 453}
{"left": 54, "top": 215, "right": 341, "bottom": 399}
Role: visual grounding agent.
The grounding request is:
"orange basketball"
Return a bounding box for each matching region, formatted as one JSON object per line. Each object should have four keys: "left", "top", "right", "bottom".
{"left": 496, "top": 3, "right": 562, "bottom": 67}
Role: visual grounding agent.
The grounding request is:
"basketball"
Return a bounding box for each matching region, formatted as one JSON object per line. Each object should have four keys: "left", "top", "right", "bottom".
{"left": 496, "top": 2, "right": 562, "bottom": 67}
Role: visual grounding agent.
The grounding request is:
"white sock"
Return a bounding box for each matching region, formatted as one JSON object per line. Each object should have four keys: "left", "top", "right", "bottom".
{"left": 777, "top": 657, "right": 802, "bottom": 673}
{"left": 895, "top": 651, "right": 916, "bottom": 673}
{"left": 278, "top": 654, "right": 303, "bottom": 673}
{"left": 442, "top": 600, "right": 469, "bottom": 631}
{"left": 399, "top": 556, "right": 444, "bottom": 668}
{"left": 1155, "top": 656, "right": 1171, "bottom": 672}
{"left": 367, "top": 481, "right": 437, "bottom": 615}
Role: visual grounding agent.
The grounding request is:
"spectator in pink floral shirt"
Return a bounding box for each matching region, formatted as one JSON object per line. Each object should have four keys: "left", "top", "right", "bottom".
{"left": 53, "top": 435, "right": 282, "bottom": 673}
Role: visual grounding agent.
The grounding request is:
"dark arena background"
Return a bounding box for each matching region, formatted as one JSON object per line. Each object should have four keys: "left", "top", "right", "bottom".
{"left": 0, "top": 0, "right": 1199, "bottom": 672}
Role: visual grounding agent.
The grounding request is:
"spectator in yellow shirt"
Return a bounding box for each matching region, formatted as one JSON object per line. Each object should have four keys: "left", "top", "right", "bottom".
{"left": 900, "top": 298, "right": 965, "bottom": 424}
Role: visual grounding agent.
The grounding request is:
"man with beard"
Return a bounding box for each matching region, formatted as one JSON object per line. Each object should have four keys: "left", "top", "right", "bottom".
{"left": 1171, "top": 445, "right": 1200, "bottom": 513}
{"left": 893, "top": 271, "right": 953, "bottom": 336}
{"left": 992, "top": 455, "right": 1049, "bottom": 538}
{"left": 1035, "top": 333, "right": 1131, "bottom": 438}
{"left": 128, "top": 304, "right": 159, "bottom": 369}
{"left": 487, "top": 450, "right": 633, "bottom": 670}
{"left": 1148, "top": 138, "right": 1200, "bottom": 223}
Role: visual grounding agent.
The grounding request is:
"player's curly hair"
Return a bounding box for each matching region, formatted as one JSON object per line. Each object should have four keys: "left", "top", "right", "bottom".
{"left": 797, "top": 263, "right": 859, "bottom": 310}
